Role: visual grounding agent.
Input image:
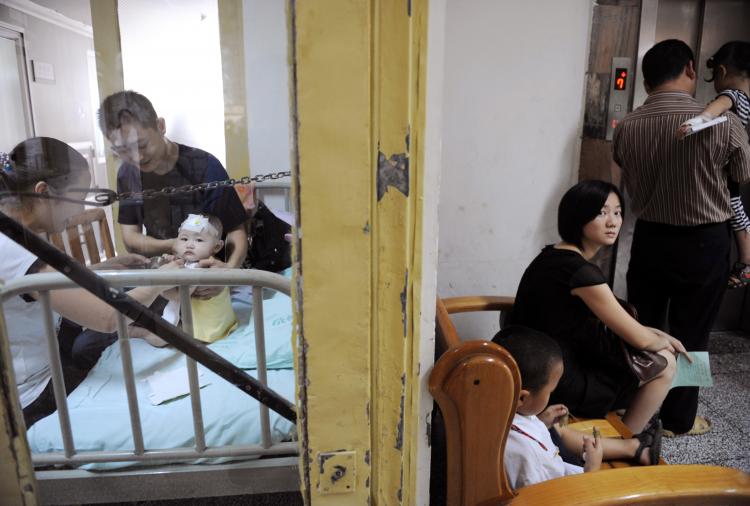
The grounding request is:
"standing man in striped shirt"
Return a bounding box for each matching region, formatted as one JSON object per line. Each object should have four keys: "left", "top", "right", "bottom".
{"left": 613, "top": 39, "right": 750, "bottom": 436}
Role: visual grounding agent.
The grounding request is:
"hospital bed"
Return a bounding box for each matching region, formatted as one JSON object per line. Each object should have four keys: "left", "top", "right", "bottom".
{"left": 0, "top": 268, "right": 299, "bottom": 505}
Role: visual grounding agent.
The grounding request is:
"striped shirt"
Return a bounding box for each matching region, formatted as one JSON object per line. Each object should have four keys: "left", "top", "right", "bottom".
{"left": 613, "top": 91, "right": 750, "bottom": 226}
{"left": 719, "top": 89, "right": 749, "bottom": 128}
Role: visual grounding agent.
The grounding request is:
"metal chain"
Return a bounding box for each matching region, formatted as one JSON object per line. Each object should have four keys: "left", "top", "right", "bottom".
{"left": 92, "top": 171, "right": 291, "bottom": 206}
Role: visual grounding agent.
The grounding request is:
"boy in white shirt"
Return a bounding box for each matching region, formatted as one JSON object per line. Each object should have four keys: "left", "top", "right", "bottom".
{"left": 494, "top": 326, "right": 663, "bottom": 490}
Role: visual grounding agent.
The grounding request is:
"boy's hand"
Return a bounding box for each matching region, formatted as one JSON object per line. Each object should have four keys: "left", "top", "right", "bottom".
{"left": 538, "top": 404, "right": 568, "bottom": 428}
{"left": 582, "top": 434, "right": 603, "bottom": 472}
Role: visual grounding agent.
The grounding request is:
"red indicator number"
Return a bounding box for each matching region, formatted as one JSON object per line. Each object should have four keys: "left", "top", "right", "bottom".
{"left": 614, "top": 68, "right": 628, "bottom": 90}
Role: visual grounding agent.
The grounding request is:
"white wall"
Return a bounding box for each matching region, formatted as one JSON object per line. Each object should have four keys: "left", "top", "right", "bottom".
{"left": 119, "top": 0, "right": 225, "bottom": 165}
{"left": 0, "top": 3, "right": 95, "bottom": 147}
{"left": 242, "top": 0, "right": 291, "bottom": 176}
{"left": 437, "top": 0, "right": 593, "bottom": 339}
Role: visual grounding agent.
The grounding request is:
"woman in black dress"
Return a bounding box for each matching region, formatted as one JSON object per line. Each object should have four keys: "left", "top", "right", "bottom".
{"left": 509, "top": 180, "right": 686, "bottom": 433}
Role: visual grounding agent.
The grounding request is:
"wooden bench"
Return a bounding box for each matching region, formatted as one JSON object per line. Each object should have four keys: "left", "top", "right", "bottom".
{"left": 429, "top": 295, "right": 750, "bottom": 505}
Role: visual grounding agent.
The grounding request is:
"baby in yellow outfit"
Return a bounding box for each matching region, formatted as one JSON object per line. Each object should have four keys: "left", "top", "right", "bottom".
{"left": 131, "top": 213, "right": 238, "bottom": 345}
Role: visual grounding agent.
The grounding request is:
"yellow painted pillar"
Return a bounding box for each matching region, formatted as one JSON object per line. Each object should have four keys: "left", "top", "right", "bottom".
{"left": 0, "top": 311, "right": 37, "bottom": 505}
{"left": 89, "top": 0, "right": 126, "bottom": 254}
{"left": 218, "top": 0, "right": 251, "bottom": 180}
{"left": 291, "top": 0, "right": 429, "bottom": 504}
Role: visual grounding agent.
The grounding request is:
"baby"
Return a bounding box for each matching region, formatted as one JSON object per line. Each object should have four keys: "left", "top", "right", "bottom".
{"left": 130, "top": 213, "right": 238, "bottom": 346}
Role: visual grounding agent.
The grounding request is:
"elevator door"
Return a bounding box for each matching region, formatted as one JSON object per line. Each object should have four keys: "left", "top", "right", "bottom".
{"left": 614, "top": 0, "right": 750, "bottom": 331}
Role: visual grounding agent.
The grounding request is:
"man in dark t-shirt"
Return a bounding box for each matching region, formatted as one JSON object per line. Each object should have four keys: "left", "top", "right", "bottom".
{"left": 99, "top": 91, "right": 247, "bottom": 269}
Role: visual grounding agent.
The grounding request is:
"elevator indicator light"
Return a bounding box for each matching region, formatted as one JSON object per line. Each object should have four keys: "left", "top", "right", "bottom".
{"left": 614, "top": 68, "right": 628, "bottom": 90}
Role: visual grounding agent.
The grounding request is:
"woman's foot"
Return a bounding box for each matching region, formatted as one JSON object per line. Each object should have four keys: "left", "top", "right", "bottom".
{"left": 633, "top": 419, "right": 662, "bottom": 465}
{"left": 662, "top": 415, "right": 711, "bottom": 437}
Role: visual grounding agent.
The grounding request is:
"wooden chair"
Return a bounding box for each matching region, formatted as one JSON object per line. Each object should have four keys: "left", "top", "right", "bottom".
{"left": 47, "top": 208, "right": 115, "bottom": 265}
{"left": 430, "top": 296, "right": 750, "bottom": 505}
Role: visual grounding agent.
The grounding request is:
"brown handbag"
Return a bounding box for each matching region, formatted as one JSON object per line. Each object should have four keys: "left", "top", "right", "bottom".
{"left": 616, "top": 299, "right": 668, "bottom": 383}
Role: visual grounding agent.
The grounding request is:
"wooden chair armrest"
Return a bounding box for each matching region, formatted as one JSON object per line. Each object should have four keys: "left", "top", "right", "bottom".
{"left": 499, "top": 465, "right": 750, "bottom": 506}
{"left": 442, "top": 295, "right": 515, "bottom": 314}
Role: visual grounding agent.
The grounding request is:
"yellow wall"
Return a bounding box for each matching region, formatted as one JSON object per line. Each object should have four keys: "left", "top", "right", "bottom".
{"left": 292, "top": 1, "right": 429, "bottom": 503}
{"left": 89, "top": 0, "right": 126, "bottom": 254}
{"left": 218, "top": 0, "right": 251, "bottom": 180}
{"left": 0, "top": 311, "right": 38, "bottom": 505}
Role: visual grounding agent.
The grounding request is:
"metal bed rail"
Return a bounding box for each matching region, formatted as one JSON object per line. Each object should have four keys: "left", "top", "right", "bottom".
{"left": 0, "top": 269, "right": 296, "bottom": 467}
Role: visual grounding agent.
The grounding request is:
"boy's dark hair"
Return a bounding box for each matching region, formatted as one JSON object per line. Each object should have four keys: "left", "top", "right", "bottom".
{"left": 492, "top": 326, "right": 562, "bottom": 393}
{"left": 98, "top": 90, "right": 159, "bottom": 135}
{"left": 2, "top": 137, "right": 89, "bottom": 193}
{"left": 642, "top": 39, "right": 695, "bottom": 89}
{"left": 558, "top": 179, "right": 623, "bottom": 249}
{"left": 706, "top": 41, "right": 750, "bottom": 81}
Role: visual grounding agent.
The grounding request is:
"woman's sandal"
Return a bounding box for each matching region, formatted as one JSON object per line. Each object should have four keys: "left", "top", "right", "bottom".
{"left": 728, "top": 262, "right": 750, "bottom": 289}
{"left": 633, "top": 419, "right": 662, "bottom": 465}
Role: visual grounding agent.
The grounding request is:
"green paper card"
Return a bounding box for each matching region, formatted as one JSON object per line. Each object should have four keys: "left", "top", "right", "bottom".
{"left": 671, "top": 351, "right": 713, "bottom": 388}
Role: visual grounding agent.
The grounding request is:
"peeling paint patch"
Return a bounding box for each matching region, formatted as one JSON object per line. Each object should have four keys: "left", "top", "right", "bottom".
{"left": 377, "top": 151, "right": 409, "bottom": 201}
{"left": 397, "top": 467, "right": 404, "bottom": 503}
{"left": 400, "top": 270, "right": 408, "bottom": 337}
{"left": 363, "top": 221, "right": 370, "bottom": 234}
{"left": 426, "top": 419, "right": 432, "bottom": 445}
{"left": 364, "top": 449, "right": 370, "bottom": 465}
{"left": 395, "top": 374, "right": 405, "bottom": 451}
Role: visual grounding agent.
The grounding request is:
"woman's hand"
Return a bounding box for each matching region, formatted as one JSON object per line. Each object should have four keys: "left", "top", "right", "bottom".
{"left": 538, "top": 404, "right": 568, "bottom": 428}
{"left": 643, "top": 327, "right": 692, "bottom": 362}
{"left": 90, "top": 253, "right": 149, "bottom": 270}
{"left": 643, "top": 330, "right": 674, "bottom": 354}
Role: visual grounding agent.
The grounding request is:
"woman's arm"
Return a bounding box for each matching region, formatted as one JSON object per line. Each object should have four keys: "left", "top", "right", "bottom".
{"left": 571, "top": 284, "right": 672, "bottom": 351}
{"left": 34, "top": 260, "right": 182, "bottom": 333}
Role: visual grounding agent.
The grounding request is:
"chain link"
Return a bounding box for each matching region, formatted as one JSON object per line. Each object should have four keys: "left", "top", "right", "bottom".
{"left": 93, "top": 171, "right": 291, "bottom": 206}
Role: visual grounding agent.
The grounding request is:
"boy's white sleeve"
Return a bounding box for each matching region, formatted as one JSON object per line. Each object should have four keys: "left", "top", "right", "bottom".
{"left": 504, "top": 429, "right": 583, "bottom": 489}
{"left": 563, "top": 461, "right": 584, "bottom": 477}
{"left": 504, "top": 433, "right": 554, "bottom": 488}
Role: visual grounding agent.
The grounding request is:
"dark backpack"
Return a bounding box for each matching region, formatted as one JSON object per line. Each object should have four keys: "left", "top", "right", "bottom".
{"left": 244, "top": 201, "right": 291, "bottom": 272}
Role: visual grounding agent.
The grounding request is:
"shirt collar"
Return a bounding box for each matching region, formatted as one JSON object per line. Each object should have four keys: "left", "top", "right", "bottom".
{"left": 644, "top": 90, "right": 697, "bottom": 104}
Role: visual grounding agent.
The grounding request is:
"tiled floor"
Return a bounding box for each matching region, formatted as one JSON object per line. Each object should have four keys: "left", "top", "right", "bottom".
{"left": 661, "top": 331, "right": 750, "bottom": 472}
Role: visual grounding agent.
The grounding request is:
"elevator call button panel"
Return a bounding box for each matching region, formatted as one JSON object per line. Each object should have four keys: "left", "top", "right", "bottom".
{"left": 606, "top": 57, "right": 632, "bottom": 140}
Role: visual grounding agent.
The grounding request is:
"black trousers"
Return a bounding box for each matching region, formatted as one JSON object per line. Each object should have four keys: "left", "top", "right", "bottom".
{"left": 627, "top": 219, "right": 730, "bottom": 434}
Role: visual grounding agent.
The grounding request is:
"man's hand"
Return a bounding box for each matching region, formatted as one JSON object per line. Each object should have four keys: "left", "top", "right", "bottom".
{"left": 90, "top": 253, "right": 149, "bottom": 270}
{"left": 192, "top": 257, "right": 229, "bottom": 299}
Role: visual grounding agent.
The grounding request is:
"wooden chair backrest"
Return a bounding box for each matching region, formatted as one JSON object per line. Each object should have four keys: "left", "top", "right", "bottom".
{"left": 47, "top": 208, "right": 115, "bottom": 265}
{"left": 429, "top": 339, "right": 520, "bottom": 505}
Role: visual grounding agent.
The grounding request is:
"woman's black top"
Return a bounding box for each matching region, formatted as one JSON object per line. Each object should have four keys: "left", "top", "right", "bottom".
{"left": 508, "top": 245, "right": 637, "bottom": 417}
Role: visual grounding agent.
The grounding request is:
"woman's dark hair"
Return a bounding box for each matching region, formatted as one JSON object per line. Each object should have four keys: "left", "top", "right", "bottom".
{"left": 558, "top": 180, "right": 623, "bottom": 248}
{"left": 1, "top": 137, "right": 89, "bottom": 195}
{"left": 98, "top": 90, "right": 159, "bottom": 135}
{"left": 642, "top": 39, "right": 694, "bottom": 89}
{"left": 492, "top": 326, "right": 562, "bottom": 393}
{"left": 706, "top": 41, "right": 750, "bottom": 82}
